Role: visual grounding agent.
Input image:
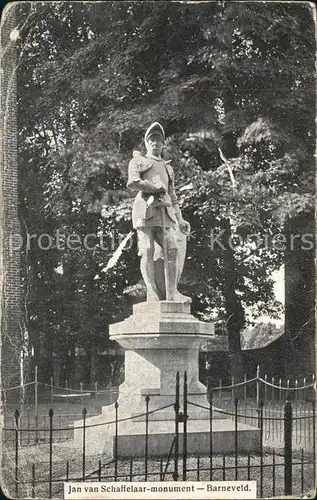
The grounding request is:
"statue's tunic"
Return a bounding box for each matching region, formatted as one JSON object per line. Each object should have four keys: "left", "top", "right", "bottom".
{"left": 127, "top": 151, "right": 178, "bottom": 229}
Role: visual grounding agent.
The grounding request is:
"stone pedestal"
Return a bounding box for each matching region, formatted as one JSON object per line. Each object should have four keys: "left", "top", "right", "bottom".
{"left": 74, "top": 302, "right": 260, "bottom": 456}
{"left": 109, "top": 301, "right": 216, "bottom": 418}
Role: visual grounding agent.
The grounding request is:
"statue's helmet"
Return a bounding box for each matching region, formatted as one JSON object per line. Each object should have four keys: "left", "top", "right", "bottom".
{"left": 144, "top": 122, "right": 165, "bottom": 142}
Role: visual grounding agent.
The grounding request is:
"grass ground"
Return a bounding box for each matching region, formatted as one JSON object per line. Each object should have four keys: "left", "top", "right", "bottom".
{"left": 2, "top": 441, "right": 315, "bottom": 499}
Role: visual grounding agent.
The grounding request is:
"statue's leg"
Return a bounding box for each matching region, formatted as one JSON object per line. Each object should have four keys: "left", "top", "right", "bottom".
{"left": 165, "top": 229, "right": 191, "bottom": 303}
{"left": 153, "top": 257, "right": 165, "bottom": 300}
{"left": 176, "top": 229, "right": 187, "bottom": 284}
{"left": 153, "top": 226, "right": 187, "bottom": 299}
{"left": 138, "top": 228, "right": 160, "bottom": 301}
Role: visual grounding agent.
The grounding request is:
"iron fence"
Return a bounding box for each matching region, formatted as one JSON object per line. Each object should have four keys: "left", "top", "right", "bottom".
{"left": 2, "top": 365, "right": 316, "bottom": 409}
{"left": 1, "top": 371, "right": 316, "bottom": 499}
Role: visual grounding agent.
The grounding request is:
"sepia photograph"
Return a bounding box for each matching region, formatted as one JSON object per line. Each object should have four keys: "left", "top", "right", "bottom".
{"left": 0, "top": 1, "right": 316, "bottom": 499}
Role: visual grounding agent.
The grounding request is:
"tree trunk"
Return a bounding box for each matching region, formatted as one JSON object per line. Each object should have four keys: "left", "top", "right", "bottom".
{"left": 221, "top": 220, "right": 246, "bottom": 386}
{"left": 53, "top": 355, "right": 63, "bottom": 386}
{"left": 284, "top": 212, "right": 315, "bottom": 378}
{"left": 221, "top": 89, "right": 246, "bottom": 385}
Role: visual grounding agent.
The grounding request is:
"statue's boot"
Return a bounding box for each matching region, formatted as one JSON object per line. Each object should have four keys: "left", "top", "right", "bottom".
{"left": 141, "top": 249, "right": 160, "bottom": 301}
{"left": 167, "top": 249, "right": 191, "bottom": 303}
{"left": 173, "top": 290, "right": 192, "bottom": 303}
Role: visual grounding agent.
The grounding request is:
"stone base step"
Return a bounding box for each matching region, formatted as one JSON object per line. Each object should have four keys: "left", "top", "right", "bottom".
{"left": 115, "top": 419, "right": 260, "bottom": 457}
{"left": 74, "top": 415, "right": 260, "bottom": 457}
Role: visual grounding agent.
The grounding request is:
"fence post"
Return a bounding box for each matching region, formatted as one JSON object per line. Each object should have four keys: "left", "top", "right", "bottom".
{"left": 109, "top": 379, "right": 113, "bottom": 404}
{"left": 49, "top": 409, "right": 54, "bottom": 499}
{"left": 256, "top": 365, "right": 260, "bottom": 405}
{"left": 65, "top": 379, "right": 69, "bottom": 405}
{"left": 98, "top": 459, "right": 101, "bottom": 481}
{"left": 35, "top": 366, "right": 38, "bottom": 444}
{"left": 231, "top": 376, "right": 234, "bottom": 402}
{"left": 272, "top": 376, "right": 275, "bottom": 400}
{"left": 219, "top": 379, "right": 222, "bottom": 398}
{"left": 20, "top": 378, "right": 25, "bottom": 406}
{"left": 312, "top": 397, "right": 316, "bottom": 487}
{"left": 95, "top": 382, "right": 98, "bottom": 402}
{"left": 173, "top": 371, "right": 180, "bottom": 481}
{"left": 34, "top": 366, "right": 38, "bottom": 412}
{"left": 284, "top": 399, "right": 293, "bottom": 495}
{"left": 129, "top": 457, "right": 133, "bottom": 482}
{"left": 209, "top": 390, "right": 213, "bottom": 481}
{"left": 50, "top": 376, "right": 53, "bottom": 404}
{"left": 243, "top": 373, "right": 247, "bottom": 400}
{"left": 114, "top": 402, "right": 118, "bottom": 481}
{"left": 32, "top": 463, "right": 35, "bottom": 498}
{"left": 182, "top": 372, "right": 188, "bottom": 481}
{"left": 279, "top": 378, "right": 282, "bottom": 400}
{"left": 272, "top": 449, "right": 276, "bottom": 497}
{"left": 303, "top": 377, "right": 306, "bottom": 400}
{"left": 234, "top": 398, "right": 238, "bottom": 480}
{"left": 80, "top": 382, "right": 83, "bottom": 407}
{"left": 259, "top": 400, "right": 264, "bottom": 497}
{"left": 264, "top": 374, "right": 267, "bottom": 402}
{"left": 82, "top": 408, "right": 87, "bottom": 480}
{"left": 14, "top": 409, "right": 20, "bottom": 497}
{"left": 145, "top": 395, "right": 150, "bottom": 481}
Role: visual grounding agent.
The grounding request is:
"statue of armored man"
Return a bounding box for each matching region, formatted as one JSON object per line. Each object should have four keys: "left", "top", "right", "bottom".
{"left": 127, "top": 122, "right": 191, "bottom": 303}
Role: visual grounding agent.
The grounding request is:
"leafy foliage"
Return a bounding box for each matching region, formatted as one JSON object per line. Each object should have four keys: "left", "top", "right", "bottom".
{"left": 17, "top": 2, "right": 315, "bottom": 382}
